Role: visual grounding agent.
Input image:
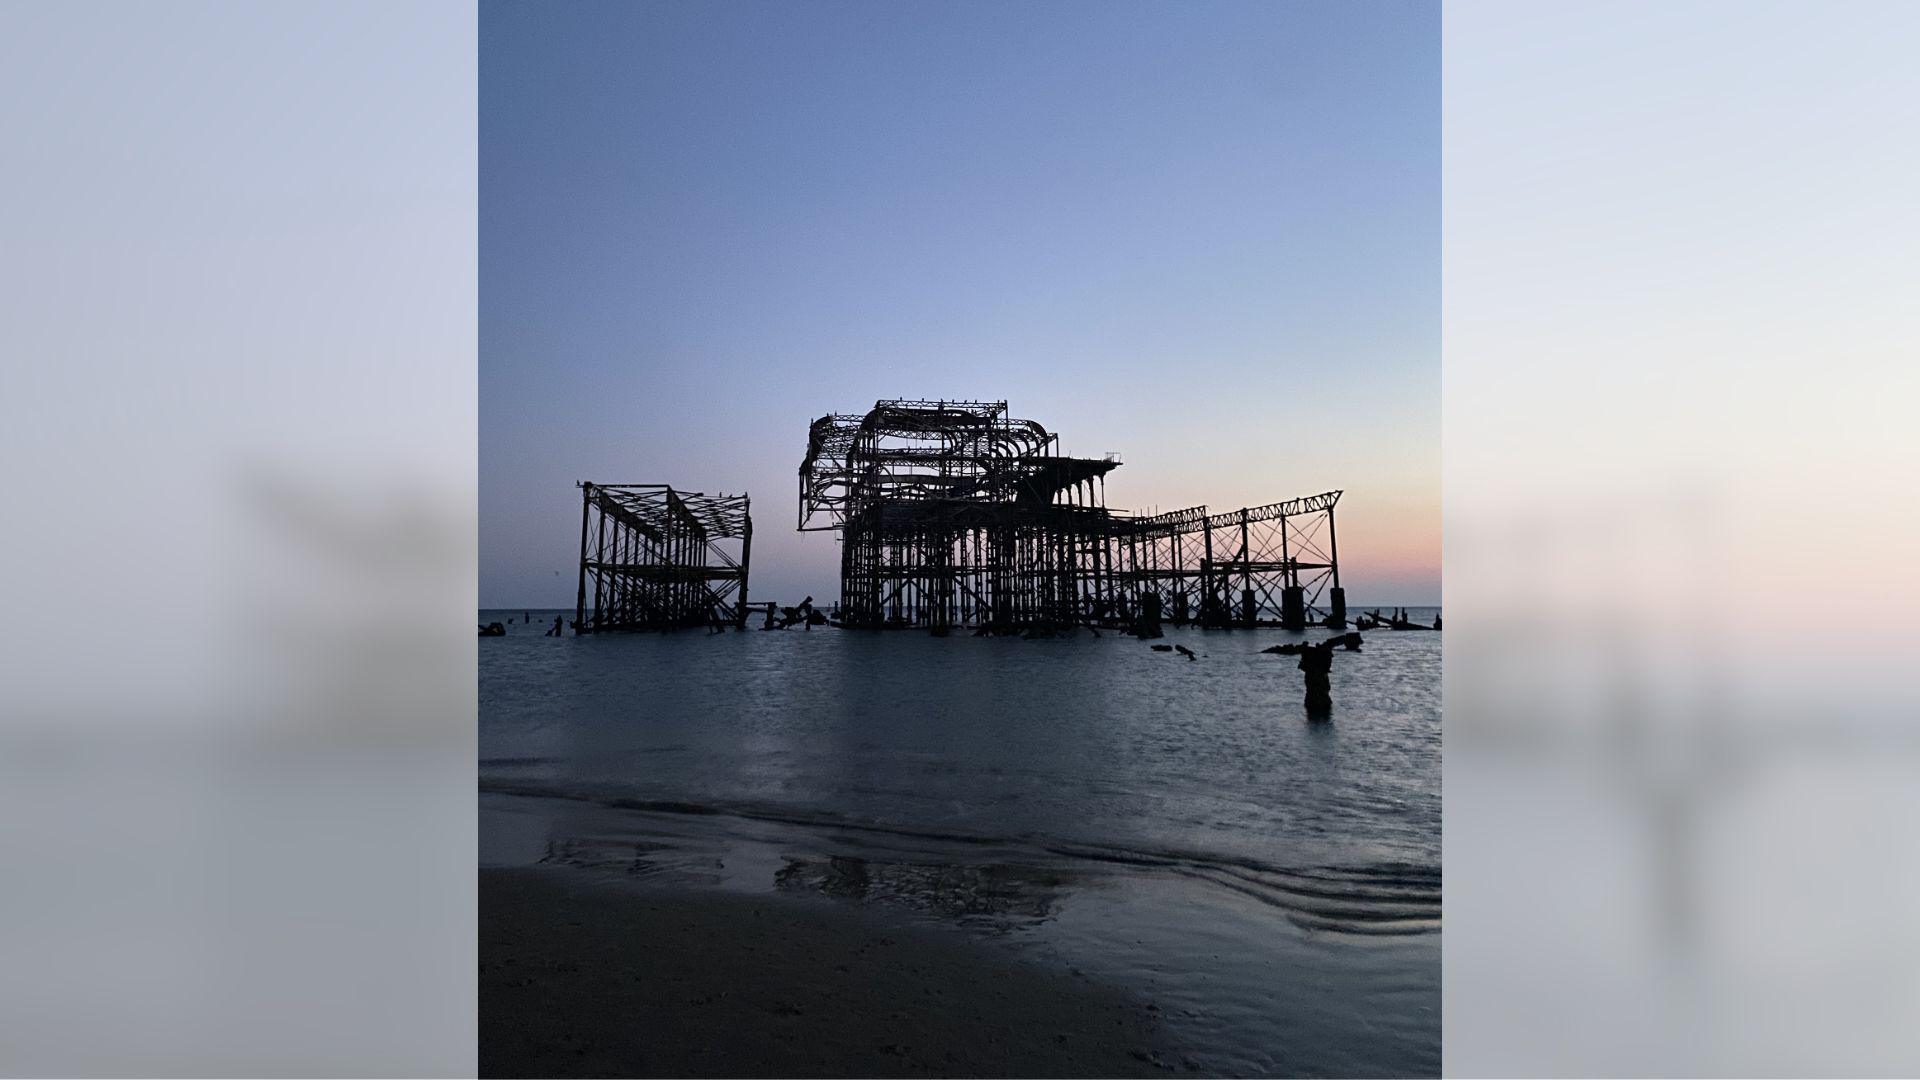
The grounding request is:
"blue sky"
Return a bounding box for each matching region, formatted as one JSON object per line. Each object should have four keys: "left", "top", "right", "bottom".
{"left": 482, "top": 0, "right": 1437, "bottom": 606}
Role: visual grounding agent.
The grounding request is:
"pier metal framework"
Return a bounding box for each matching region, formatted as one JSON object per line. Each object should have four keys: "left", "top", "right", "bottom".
{"left": 574, "top": 483, "right": 752, "bottom": 632}
{"left": 798, "top": 399, "right": 1344, "bottom": 632}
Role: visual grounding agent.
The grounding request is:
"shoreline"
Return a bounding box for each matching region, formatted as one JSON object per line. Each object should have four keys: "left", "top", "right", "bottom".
{"left": 480, "top": 865, "right": 1179, "bottom": 1078}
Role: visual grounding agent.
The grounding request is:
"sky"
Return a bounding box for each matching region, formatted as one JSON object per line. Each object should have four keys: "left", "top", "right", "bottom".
{"left": 481, "top": 0, "right": 1438, "bottom": 607}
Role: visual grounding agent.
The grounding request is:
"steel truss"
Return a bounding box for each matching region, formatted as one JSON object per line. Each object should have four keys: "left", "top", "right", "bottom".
{"left": 799, "top": 400, "right": 1344, "bottom": 631}
{"left": 574, "top": 483, "right": 752, "bottom": 632}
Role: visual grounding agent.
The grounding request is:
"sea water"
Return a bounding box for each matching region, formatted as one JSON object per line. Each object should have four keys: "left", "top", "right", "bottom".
{"left": 480, "top": 610, "right": 1440, "bottom": 1076}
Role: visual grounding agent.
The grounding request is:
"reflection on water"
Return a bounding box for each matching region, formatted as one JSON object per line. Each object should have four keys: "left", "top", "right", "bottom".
{"left": 493, "top": 793, "right": 1441, "bottom": 940}
{"left": 774, "top": 855, "right": 1071, "bottom": 927}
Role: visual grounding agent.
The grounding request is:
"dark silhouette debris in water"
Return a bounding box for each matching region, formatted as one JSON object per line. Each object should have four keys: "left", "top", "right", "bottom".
{"left": 1261, "top": 634, "right": 1357, "bottom": 656}
{"left": 1299, "top": 641, "right": 1335, "bottom": 718}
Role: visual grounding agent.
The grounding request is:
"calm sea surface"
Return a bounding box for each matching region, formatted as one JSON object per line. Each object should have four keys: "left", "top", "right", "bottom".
{"left": 480, "top": 609, "right": 1440, "bottom": 1076}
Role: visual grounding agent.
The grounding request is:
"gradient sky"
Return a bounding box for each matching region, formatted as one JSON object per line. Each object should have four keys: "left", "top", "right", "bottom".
{"left": 482, "top": 0, "right": 1437, "bottom": 607}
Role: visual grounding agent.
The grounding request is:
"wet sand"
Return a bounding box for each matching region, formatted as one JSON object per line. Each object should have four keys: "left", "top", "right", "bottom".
{"left": 481, "top": 866, "right": 1176, "bottom": 1078}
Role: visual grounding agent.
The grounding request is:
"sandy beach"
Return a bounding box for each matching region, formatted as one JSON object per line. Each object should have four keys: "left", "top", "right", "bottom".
{"left": 481, "top": 866, "right": 1177, "bottom": 1078}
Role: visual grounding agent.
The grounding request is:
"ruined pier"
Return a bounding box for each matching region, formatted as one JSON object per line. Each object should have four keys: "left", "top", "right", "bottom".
{"left": 573, "top": 483, "right": 752, "bottom": 632}
{"left": 798, "top": 399, "right": 1344, "bottom": 632}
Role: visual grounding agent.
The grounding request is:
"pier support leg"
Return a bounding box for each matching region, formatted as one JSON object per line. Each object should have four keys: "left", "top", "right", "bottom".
{"left": 1327, "top": 586, "right": 1347, "bottom": 629}
{"left": 1280, "top": 585, "right": 1306, "bottom": 631}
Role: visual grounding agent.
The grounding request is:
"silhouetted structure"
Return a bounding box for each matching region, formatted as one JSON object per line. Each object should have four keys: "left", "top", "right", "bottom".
{"left": 798, "top": 399, "right": 1344, "bottom": 631}
{"left": 1299, "top": 640, "right": 1335, "bottom": 716}
{"left": 573, "top": 483, "right": 752, "bottom": 633}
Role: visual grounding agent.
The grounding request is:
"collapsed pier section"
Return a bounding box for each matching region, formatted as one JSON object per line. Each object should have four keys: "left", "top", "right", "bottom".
{"left": 797, "top": 399, "right": 1344, "bottom": 632}
{"left": 574, "top": 483, "right": 752, "bottom": 632}
{"left": 1123, "top": 492, "right": 1346, "bottom": 631}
